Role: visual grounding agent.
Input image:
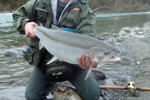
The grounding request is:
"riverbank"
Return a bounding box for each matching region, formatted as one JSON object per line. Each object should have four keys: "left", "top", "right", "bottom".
{"left": 0, "top": 3, "right": 14, "bottom": 12}
{"left": 0, "top": 1, "right": 150, "bottom": 12}
{"left": 97, "top": 21, "right": 150, "bottom": 100}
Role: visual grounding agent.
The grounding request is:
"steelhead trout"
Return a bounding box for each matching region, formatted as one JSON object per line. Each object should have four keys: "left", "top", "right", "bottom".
{"left": 33, "top": 25, "right": 121, "bottom": 80}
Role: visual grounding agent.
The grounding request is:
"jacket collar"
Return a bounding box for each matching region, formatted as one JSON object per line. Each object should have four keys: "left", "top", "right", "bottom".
{"left": 51, "top": 0, "right": 78, "bottom": 25}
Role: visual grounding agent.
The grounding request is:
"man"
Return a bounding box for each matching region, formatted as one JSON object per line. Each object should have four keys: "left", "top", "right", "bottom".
{"left": 13, "top": 0, "right": 100, "bottom": 100}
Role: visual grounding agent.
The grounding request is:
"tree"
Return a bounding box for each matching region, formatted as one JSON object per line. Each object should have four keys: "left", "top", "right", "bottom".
{"left": 0, "top": 0, "right": 28, "bottom": 9}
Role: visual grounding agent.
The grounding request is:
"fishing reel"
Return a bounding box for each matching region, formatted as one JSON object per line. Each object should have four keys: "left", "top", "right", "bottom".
{"left": 127, "top": 81, "right": 136, "bottom": 93}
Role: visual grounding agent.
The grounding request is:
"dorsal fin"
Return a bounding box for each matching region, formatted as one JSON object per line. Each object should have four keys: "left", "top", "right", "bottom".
{"left": 39, "top": 23, "right": 44, "bottom": 26}
{"left": 51, "top": 25, "right": 61, "bottom": 30}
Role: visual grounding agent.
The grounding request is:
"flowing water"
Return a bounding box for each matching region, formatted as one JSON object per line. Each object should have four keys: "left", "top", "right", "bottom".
{"left": 0, "top": 11, "right": 150, "bottom": 99}
{"left": 95, "top": 10, "right": 150, "bottom": 33}
{"left": 0, "top": 13, "right": 32, "bottom": 100}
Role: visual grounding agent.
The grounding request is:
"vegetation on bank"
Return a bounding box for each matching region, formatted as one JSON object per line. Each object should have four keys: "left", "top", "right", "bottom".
{"left": 88, "top": 0, "right": 150, "bottom": 10}
{"left": 0, "top": 0, "right": 28, "bottom": 10}
{"left": 0, "top": 0, "right": 150, "bottom": 11}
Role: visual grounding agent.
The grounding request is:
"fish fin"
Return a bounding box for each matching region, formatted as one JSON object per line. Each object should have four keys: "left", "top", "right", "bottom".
{"left": 88, "top": 47, "right": 101, "bottom": 62}
{"left": 39, "top": 41, "right": 44, "bottom": 50}
{"left": 97, "top": 63, "right": 105, "bottom": 68}
{"left": 84, "top": 65, "right": 93, "bottom": 81}
{"left": 47, "top": 56, "right": 58, "bottom": 65}
{"left": 39, "top": 23, "right": 44, "bottom": 26}
{"left": 51, "top": 25, "right": 61, "bottom": 30}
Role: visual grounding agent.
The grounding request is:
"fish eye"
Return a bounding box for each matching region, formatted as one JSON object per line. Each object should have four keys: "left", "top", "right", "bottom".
{"left": 104, "top": 51, "right": 111, "bottom": 55}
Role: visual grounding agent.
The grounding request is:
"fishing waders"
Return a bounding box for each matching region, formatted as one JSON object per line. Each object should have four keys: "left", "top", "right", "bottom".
{"left": 25, "top": 66, "right": 100, "bottom": 100}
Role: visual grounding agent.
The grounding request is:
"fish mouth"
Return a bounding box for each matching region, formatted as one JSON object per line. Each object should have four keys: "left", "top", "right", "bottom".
{"left": 105, "top": 54, "right": 121, "bottom": 62}
{"left": 109, "top": 55, "right": 121, "bottom": 61}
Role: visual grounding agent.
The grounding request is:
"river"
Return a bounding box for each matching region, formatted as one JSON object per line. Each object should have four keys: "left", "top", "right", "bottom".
{"left": 0, "top": 11, "right": 150, "bottom": 100}
{"left": 95, "top": 10, "right": 150, "bottom": 33}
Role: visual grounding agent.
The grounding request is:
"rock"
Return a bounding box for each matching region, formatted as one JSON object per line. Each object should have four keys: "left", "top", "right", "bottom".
{"left": 134, "top": 27, "right": 142, "bottom": 32}
{"left": 118, "top": 56, "right": 135, "bottom": 65}
{"left": 113, "top": 81, "right": 120, "bottom": 85}
{"left": 129, "top": 32, "right": 136, "bottom": 37}
{"left": 118, "top": 30, "right": 131, "bottom": 39}
{"left": 118, "top": 31, "right": 127, "bottom": 37}
{"left": 53, "top": 86, "right": 83, "bottom": 100}
{"left": 98, "top": 37, "right": 105, "bottom": 40}
{"left": 136, "top": 35, "right": 145, "bottom": 38}
{"left": 92, "top": 69, "right": 107, "bottom": 81}
{"left": 136, "top": 62, "right": 140, "bottom": 65}
{"left": 4, "top": 51, "right": 18, "bottom": 58}
{"left": 121, "top": 27, "right": 132, "bottom": 33}
{"left": 137, "top": 31, "right": 143, "bottom": 35}
{"left": 101, "top": 32, "right": 109, "bottom": 36}
{"left": 115, "top": 42, "right": 122, "bottom": 46}
{"left": 113, "top": 33, "right": 118, "bottom": 37}
{"left": 117, "top": 38, "right": 123, "bottom": 42}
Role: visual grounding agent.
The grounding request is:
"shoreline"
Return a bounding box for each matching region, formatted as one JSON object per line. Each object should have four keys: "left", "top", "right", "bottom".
{"left": 0, "top": 10, "right": 15, "bottom": 13}
{"left": 0, "top": 3, "right": 150, "bottom": 13}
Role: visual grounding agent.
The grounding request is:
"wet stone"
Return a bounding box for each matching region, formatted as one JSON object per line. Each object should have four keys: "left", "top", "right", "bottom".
{"left": 121, "top": 27, "right": 132, "bottom": 33}
{"left": 4, "top": 51, "right": 18, "bottom": 58}
{"left": 98, "top": 37, "right": 105, "bottom": 40}
{"left": 53, "top": 86, "right": 83, "bottom": 100}
{"left": 117, "top": 38, "right": 123, "bottom": 42}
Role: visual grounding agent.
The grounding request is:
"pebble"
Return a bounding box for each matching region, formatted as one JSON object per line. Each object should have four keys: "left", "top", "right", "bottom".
{"left": 98, "top": 37, "right": 105, "bottom": 40}
{"left": 115, "top": 42, "right": 122, "bottom": 46}
{"left": 92, "top": 69, "right": 107, "bottom": 81}
{"left": 137, "top": 31, "right": 143, "bottom": 35}
{"left": 118, "top": 31, "right": 127, "bottom": 37}
{"left": 136, "top": 62, "right": 140, "bottom": 65}
{"left": 121, "top": 27, "right": 132, "bottom": 33}
{"left": 136, "top": 35, "right": 145, "bottom": 38}
{"left": 117, "top": 26, "right": 148, "bottom": 39}
{"left": 113, "top": 81, "right": 120, "bottom": 85}
{"left": 117, "top": 38, "right": 123, "bottom": 42}
{"left": 101, "top": 32, "right": 109, "bottom": 36}
{"left": 134, "top": 27, "right": 142, "bottom": 32}
{"left": 4, "top": 51, "right": 18, "bottom": 58}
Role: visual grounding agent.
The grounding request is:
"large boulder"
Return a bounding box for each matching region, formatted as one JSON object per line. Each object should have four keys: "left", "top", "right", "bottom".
{"left": 53, "top": 86, "right": 83, "bottom": 100}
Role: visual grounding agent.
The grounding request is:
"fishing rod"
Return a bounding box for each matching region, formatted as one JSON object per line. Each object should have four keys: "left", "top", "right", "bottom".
{"left": 99, "top": 82, "right": 150, "bottom": 93}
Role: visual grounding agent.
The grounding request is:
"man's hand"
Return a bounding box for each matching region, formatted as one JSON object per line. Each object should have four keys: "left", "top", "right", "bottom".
{"left": 79, "top": 55, "right": 97, "bottom": 70}
{"left": 24, "top": 22, "right": 38, "bottom": 39}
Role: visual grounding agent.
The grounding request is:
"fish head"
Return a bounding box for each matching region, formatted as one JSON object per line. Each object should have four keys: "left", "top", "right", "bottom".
{"left": 89, "top": 46, "right": 121, "bottom": 64}
{"left": 103, "top": 50, "right": 121, "bottom": 62}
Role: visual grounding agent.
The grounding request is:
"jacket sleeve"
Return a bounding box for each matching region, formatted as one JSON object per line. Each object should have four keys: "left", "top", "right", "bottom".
{"left": 76, "top": 4, "right": 96, "bottom": 37}
{"left": 12, "top": 0, "right": 37, "bottom": 34}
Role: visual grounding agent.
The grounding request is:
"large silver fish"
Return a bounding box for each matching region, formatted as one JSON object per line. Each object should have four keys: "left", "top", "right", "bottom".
{"left": 33, "top": 25, "right": 121, "bottom": 80}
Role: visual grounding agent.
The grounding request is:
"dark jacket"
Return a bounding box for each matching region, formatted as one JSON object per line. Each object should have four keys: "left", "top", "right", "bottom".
{"left": 12, "top": 0, "right": 96, "bottom": 67}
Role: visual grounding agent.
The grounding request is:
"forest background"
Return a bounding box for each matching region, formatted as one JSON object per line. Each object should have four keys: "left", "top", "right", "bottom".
{"left": 0, "top": 0, "right": 150, "bottom": 11}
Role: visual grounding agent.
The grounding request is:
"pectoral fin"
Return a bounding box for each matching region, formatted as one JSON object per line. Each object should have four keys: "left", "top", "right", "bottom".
{"left": 47, "top": 56, "right": 58, "bottom": 65}
{"left": 84, "top": 65, "right": 93, "bottom": 81}
{"left": 39, "top": 23, "right": 44, "bottom": 26}
{"left": 51, "top": 25, "right": 61, "bottom": 30}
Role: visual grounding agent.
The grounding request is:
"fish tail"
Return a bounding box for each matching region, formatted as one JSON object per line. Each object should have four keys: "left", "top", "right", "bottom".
{"left": 84, "top": 65, "right": 92, "bottom": 81}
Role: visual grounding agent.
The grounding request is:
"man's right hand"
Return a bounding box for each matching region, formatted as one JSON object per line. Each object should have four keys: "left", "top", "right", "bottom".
{"left": 24, "top": 22, "right": 38, "bottom": 39}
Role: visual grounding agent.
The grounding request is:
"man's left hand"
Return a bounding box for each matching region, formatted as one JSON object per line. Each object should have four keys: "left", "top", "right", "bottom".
{"left": 79, "top": 54, "right": 97, "bottom": 70}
